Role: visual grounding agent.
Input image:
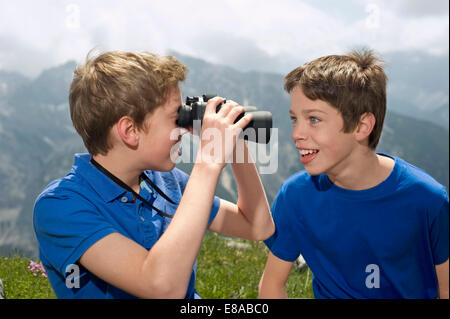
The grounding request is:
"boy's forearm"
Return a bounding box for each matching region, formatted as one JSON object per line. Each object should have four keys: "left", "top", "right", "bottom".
{"left": 231, "top": 142, "right": 273, "bottom": 239}
{"left": 259, "top": 288, "right": 288, "bottom": 299}
{"left": 143, "top": 163, "right": 222, "bottom": 297}
{"left": 436, "top": 260, "right": 449, "bottom": 299}
{"left": 259, "top": 280, "right": 288, "bottom": 299}
{"left": 439, "top": 288, "right": 449, "bottom": 299}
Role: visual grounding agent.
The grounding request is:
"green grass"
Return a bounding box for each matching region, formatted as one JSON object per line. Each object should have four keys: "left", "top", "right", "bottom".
{"left": 196, "top": 232, "right": 314, "bottom": 298}
{"left": 0, "top": 232, "right": 313, "bottom": 299}
{"left": 0, "top": 256, "right": 56, "bottom": 299}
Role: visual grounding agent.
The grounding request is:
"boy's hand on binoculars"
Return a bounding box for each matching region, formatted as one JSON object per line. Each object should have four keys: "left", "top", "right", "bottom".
{"left": 198, "top": 97, "right": 253, "bottom": 169}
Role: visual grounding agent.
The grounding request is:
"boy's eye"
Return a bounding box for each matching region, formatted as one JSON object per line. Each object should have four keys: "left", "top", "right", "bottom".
{"left": 310, "top": 117, "right": 320, "bottom": 124}
{"left": 290, "top": 116, "right": 297, "bottom": 124}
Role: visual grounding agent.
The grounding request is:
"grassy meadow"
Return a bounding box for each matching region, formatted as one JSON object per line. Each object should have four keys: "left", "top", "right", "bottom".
{"left": 0, "top": 232, "right": 313, "bottom": 299}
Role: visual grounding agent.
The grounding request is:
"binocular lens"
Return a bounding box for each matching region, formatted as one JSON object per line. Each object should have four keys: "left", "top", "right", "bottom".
{"left": 176, "top": 95, "right": 272, "bottom": 144}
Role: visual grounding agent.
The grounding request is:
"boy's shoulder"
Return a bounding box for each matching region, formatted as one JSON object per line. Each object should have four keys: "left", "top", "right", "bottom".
{"left": 35, "top": 153, "right": 99, "bottom": 203}
{"left": 36, "top": 171, "right": 84, "bottom": 202}
{"left": 33, "top": 171, "right": 94, "bottom": 234}
{"left": 395, "top": 155, "right": 447, "bottom": 198}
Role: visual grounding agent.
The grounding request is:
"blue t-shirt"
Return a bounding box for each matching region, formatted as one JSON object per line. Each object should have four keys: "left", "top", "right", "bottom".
{"left": 264, "top": 153, "right": 449, "bottom": 299}
{"left": 33, "top": 153, "right": 220, "bottom": 299}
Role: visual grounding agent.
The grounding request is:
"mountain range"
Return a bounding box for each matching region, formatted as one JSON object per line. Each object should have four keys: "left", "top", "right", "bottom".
{"left": 0, "top": 51, "right": 448, "bottom": 257}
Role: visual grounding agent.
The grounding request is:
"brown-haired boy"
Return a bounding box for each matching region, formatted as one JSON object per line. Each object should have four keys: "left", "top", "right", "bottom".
{"left": 33, "top": 50, "right": 274, "bottom": 299}
{"left": 258, "top": 49, "right": 449, "bottom": 299}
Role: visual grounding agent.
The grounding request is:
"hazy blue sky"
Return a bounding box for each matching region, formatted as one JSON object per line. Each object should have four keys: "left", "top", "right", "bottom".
{"left": 0, "top": 0, "right": 448, "bottom": 77}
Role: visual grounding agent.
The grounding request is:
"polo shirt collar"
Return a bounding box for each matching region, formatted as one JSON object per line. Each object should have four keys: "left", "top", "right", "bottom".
{"left": 72, "top": 153, "right": 129, "bottom": 202}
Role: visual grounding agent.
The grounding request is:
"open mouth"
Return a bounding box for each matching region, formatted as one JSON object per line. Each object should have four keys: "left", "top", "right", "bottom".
{"left": 299, "top": 149, "right": 319, "bottom": 164}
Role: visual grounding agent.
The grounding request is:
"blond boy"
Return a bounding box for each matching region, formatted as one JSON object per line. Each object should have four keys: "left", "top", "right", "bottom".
{"left": 34, "top": 51, "right": 274, "bottom": 298}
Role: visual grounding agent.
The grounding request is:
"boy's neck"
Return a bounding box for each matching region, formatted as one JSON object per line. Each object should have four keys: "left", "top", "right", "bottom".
{"left": 92, "top": 152, "right": 142, "bottom": 193}
{"left": 327, "top": 151, "right": 395, "bottom": 191}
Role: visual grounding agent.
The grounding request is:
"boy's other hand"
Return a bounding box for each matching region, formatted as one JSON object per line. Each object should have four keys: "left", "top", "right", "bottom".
{"left": 197, "top": 97, "right": 253, "bottom": 169}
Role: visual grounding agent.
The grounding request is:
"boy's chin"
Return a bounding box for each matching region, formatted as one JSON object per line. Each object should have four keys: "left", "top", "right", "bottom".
{"left": 304, "top": 165, "right": 324, "bottom": 176}
{"left": 159, "top": 161, "right": 176, "bottom": 172}
{"left": 146, "top": 159, "right": 177, "bottom": 172}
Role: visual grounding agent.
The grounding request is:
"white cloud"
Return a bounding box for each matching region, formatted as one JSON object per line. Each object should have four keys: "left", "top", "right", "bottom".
{"left": 374, "top": 0, "right": 449, "bottom": 18}
{"left": 0, "top": 0, "right": 448, "bottom": 77}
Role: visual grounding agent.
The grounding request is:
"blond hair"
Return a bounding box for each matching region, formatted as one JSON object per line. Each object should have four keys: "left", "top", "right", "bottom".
{"left": 69, "top": 50, "right": 188, "bottom": 155}
{"left": 284, "top": 49, "right": 387, "bottom": 149}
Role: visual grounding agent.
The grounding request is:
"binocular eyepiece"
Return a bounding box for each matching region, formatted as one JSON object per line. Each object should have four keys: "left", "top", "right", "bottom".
{"left": 176, "top": 94, "right": 272, "bottom": 144}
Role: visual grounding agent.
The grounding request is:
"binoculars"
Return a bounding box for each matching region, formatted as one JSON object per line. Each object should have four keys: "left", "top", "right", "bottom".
{"left": 176, "top": 94, "right": 272, "bottom": 144}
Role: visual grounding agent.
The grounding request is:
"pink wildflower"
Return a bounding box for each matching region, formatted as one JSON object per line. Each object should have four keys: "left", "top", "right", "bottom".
{"left": 27, "top": 260, "right": 48, "bottom": 278}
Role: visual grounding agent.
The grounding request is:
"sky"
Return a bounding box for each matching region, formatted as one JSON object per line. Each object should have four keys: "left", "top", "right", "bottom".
{"left": 0, "top": 0, "right": 448, "bottom": 78}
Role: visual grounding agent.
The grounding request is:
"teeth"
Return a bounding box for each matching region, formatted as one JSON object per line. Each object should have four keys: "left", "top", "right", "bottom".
{"left": 300, "top": 149, "right": 318, "bottom": 156}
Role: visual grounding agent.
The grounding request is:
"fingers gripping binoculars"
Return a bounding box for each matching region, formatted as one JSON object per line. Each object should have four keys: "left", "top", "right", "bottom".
{"left": 176, "top": 94, "right": 272, "bottom": 144}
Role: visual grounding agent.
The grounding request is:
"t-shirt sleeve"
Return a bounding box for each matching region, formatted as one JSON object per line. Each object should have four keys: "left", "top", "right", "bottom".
{"left": 429, "top": 190, "right": 449, "bottom": 265}
{"left": 209, "top": 196, "right": 221, "bottom": 225}
{"left": 264, "top": 184, "right": 301, "bottom": 262}
{"left": 33, "top": 191, "right": 117, "bottom": 277}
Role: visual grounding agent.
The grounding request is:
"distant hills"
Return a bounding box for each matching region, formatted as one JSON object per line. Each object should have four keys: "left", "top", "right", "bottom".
{"left": 383, "top": 51, "right": 449, "bottom": 130}
{"left": 0, "top": 52, "right": 448, "bottom": 257}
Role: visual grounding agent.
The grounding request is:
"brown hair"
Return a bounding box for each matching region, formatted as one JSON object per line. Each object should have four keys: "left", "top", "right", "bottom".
{"left": 284, "top": 48, "right": 387, "bottom": 149}
{"left": 69, "top": 50, "right": 188, "bottom": 155}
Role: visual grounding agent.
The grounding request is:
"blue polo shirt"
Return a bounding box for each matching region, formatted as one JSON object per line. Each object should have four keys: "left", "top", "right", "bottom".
{"left": 265, "top": 154, "right": 449, "bottom": 298}
{"left": 33, "top": 153, "right": 220, "bottom": 299}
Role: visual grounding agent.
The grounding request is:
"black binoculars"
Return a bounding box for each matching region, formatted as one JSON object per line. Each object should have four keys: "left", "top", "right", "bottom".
{"left": 176, "top": 94, "right": 272, "bottom": 144}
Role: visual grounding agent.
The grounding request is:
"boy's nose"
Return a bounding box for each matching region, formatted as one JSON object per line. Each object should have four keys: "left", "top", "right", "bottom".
{"left": 291, "top": 124, "right": 307, "bottom": 141}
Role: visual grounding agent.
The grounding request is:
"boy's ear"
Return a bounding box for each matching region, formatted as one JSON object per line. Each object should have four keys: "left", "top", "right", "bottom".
{"left": 354, "top": 112, "right": 376, "bottom": 144}
{"left": 115, "top": 116, "right": 140, "bottom": 148}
